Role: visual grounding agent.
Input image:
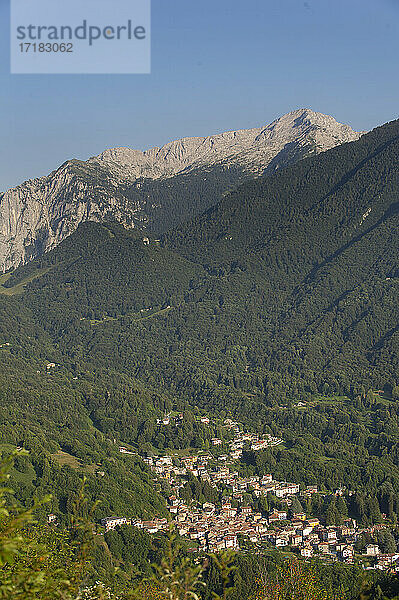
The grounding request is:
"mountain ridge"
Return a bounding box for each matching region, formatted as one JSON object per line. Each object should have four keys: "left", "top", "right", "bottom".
{"left": 93, "top": 108, "right": 363, "bottom": 179}
{"left": 7, "top": 117, "right": 399, "bottom": 398}
{"left": 0, "top": 108, "right": 363, "bottom": 272}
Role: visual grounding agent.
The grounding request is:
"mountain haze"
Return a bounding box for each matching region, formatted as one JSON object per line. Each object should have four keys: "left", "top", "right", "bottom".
{"left": 0, "top": 109, "right": 362, "bottom": 272}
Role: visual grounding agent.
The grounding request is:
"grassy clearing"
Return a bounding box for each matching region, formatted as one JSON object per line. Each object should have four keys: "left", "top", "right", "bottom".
{"left": 51, "top": 450, "right": 99, "bottom": 474}
{"left": 11, "top": 464, "right": 37, "bottom": 486}
{"left": 0, "top": 268, "right": 51, "bottom": 296}
{"left": 51, "top": 450, "right": 82, "bottom": 470}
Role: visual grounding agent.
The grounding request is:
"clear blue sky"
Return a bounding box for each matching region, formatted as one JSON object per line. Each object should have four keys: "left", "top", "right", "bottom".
{"left": 1, "top": 0, "right": 399, "bottom": 191}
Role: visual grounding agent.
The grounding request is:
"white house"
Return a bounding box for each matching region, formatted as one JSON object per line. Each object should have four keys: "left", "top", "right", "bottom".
{"left": 101, "top": 517, "right": 131, "bottom": 532}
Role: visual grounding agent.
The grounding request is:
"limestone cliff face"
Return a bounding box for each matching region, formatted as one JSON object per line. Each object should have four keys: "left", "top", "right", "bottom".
{"left": 0, "top": 162, "right": 143, "bottom": 272}
{"left": 0, "top": 109, "right": 363, "bottom": 271}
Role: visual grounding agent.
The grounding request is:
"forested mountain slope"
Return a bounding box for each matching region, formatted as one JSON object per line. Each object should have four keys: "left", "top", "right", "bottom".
{"left": 163, "top": 117, "right": 399, "bottom": 389}
{"left": 1, "top": 117, "right": 399, "bottom": 523}
{"left": 0, "top": 109, "right": 362, "bottom": 271}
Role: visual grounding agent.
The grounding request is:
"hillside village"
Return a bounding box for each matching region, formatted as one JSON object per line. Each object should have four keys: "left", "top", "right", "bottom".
{"left": 103, "top": 417, "right": 399, "bottom": 572}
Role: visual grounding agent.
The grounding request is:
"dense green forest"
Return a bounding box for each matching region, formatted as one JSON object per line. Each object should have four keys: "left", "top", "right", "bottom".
{"left": 47, "top": 125, "right": 324, "bottom": 240}
{"left": 1, "top": 118, "right": 399, "bottom": 597}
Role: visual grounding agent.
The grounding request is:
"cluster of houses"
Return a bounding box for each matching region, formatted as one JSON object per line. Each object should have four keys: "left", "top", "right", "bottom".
{"left": 156, "top": 412, "right": 184, "bottom": 426}
{"left": 118, "top": 446, "right": 135, "bottom": 455}
{"left": 101, "top": 494, "right": 399, "bottom": 570}
{"left": 143, "top": 455, "right": 298, "bottom": 503}
{"left": 211, "top": 431, "right": 283, "bottom": 458}
{"left": 152, "top": 415, "right": 284, "bottom": 457}
{"left": 102, "top": 416, "right": 399, "bottom": 570}
{"left": 145, "top": 420, "right": 284, "bottom": 476}
{"left": 201, "top": 417, "right": 283, "bottom": 459}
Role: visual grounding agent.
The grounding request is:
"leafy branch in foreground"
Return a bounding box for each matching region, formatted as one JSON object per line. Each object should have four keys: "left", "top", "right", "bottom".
{"left": 131, "top": 528, "right": 205, "bottom": 600}
{"left": 251, "top": 558, "right": 346, "bottom": 600}
{"left": 209, "top": 552, "right": 236, "bottom": 600}
{"left": 0, "top": 451, "right": 98, "bottom": 600}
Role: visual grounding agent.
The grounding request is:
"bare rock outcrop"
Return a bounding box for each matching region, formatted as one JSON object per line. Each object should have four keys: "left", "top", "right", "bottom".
{"left": 0, "top": 109, "right": 363, "bottom": 271}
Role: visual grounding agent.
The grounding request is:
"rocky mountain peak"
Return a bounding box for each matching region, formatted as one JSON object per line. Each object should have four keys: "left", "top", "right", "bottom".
{"left": 93, "top": 109, "right": 362, "bottom": 179}
{"left": 0, "top": 109, "right": 364, "bottom": 272}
